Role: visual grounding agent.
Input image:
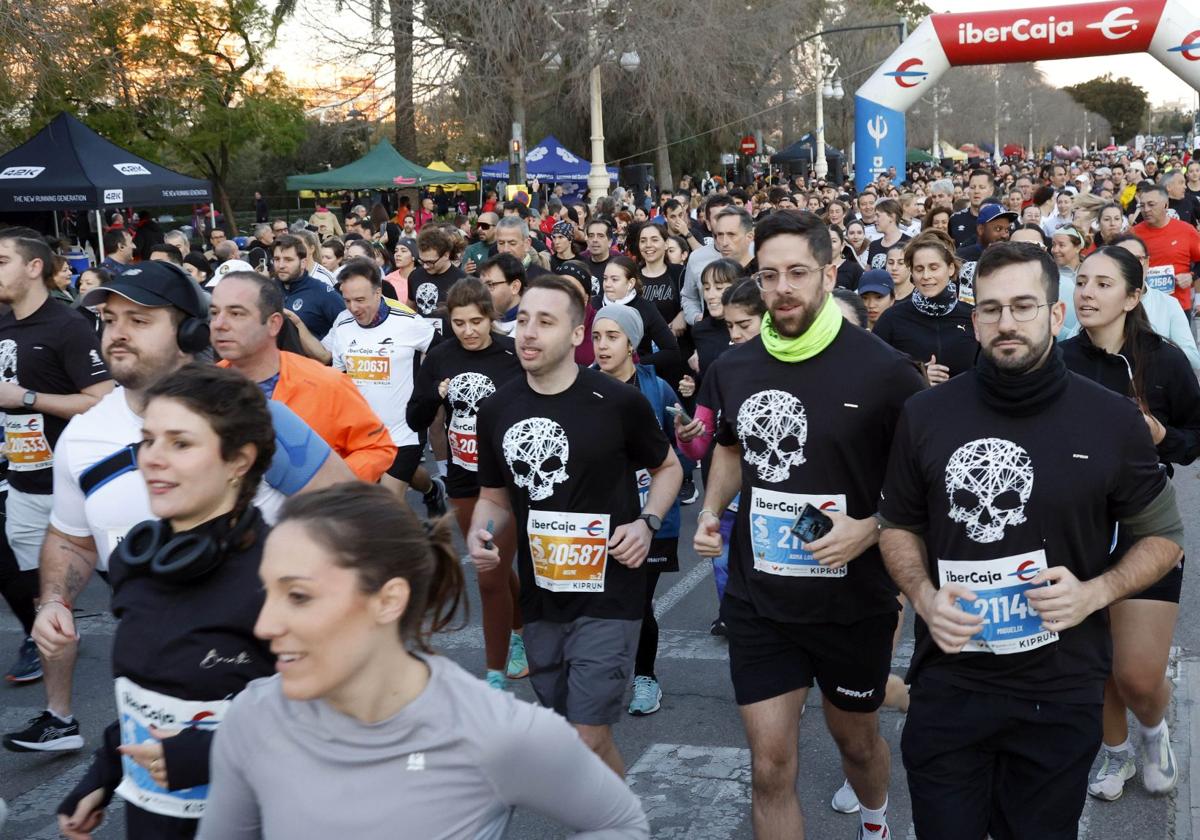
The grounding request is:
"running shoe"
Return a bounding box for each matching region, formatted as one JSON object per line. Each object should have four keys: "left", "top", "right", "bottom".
{"left": 485, "top": 670, "right": 510, "bottom": 692}
{"left": 857, "top": 822, "right": 889, "bottom": 839}
{"left": 831, "top": 779, "right": 861, "bottom": 813}
{"left": 3, "top": 711, "right": 83, "bottom": 752}
{"left": 1141, "top": 722, "right": 1178, "bottom": 794}
{"left": 1088, "top": 748, "right": 1136, "bottom": 801}
{"left": 628, "top": 676, "right": 662, "bottom": 716}
{"left": 422, "top": 476, "right": 448, "bottom": 518}
{"left": 4, "top": 637, "right": 42, "bottom": 684}
{"left": 709, "top": 618, "right": 727, "bottom": 637}
{"left": 505, "top": 632, "right": 528, "bottom": 680}
{"left": 679, "top": 477, "right": 699, "bottom": 505}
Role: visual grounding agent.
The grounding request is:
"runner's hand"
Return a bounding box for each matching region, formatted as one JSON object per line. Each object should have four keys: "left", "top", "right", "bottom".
{"left": 609, "top": 520, "right": 651, "bottom": 568}
{"left": 678, "top": 375, "right": 695, "bottom": 398}
{"left": 919, "top": 583, "right": 984, "bottom": 654}
{"left": 804, "top": 511, "right": 877, "bottom": 569}
{"left": 118, "top": 726, "right": 179, "bottom": 789}
{"left": 675, "top": 413, "right": 704, "bottom": 443}
{"left": 670, "top": 311, "right": 687, "bottom": 338}
{"left": 1143, "top": 412, "right": 1166, "bottom": 444}
{"left": 1177, "top": 272, "right": 1194, "bottom": 290}
{"left": 925, "top": 355, "right": 950, "bottom": 386}
{"left": 32, "top": 601, "right": 77, "bottom": 659}
{"left": 59, "top": 788, "right": 106, "bottom": 840}
{"left": 468, "top": 527, "right": 500, "bottom": 572}
{"left": 464, "top": 258, "right": 477, "bottom": 275}
{"left": 1026, "top": 566, "right": 1102, "bottom": 632}
{"left": 694, "top": 510, "right": 723, "bottom": 557}
{"left": 437, "top": 378, "right": 451, "bottom": 399}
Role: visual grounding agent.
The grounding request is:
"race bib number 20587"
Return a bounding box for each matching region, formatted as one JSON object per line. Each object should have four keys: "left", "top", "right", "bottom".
{"left": 527, "top": 510, "right": 609, "bottom": 593}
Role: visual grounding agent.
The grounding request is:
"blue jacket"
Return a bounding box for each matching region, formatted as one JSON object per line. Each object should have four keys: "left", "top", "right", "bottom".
{"left": 282, "top": 273, "right": 345, "bottom": 341}
{"left": 633, "top": 363, "right": 682, "bottom": 540}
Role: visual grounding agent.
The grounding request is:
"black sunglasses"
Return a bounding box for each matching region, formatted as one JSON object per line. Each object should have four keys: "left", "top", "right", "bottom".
{"left": 477, "top": 222, "right": 493, "bottom": 230}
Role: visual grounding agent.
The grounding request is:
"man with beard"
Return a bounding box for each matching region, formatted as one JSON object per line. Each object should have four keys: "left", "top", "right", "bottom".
{"left": 272, "top": 235, "right": 344, "bottom": 340}
{"left": 694, "top": 211, "right": 924, "bottom": 839}
{"left": 955, "top": 204, "right": 1016, "bottom": 306}
{"left": 4, "top": 261, "right": 351, "bottom": 753}
{"left": 878, "top": 242, "right": 1183, "bottom": 839}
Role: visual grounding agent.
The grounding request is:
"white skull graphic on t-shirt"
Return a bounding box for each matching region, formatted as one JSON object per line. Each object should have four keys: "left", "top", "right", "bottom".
{"left": 736, "top": 389, "right": 807, "bottom": 484}
{"left": 447, "top": 372, "right": 495, "bottom": 420}
{"left": 870, "top": 253, "right": 887, "bottom": 270}
{"left": 0, "top": 339, "right": 17, "bottom": 383}
{"left": 415, "top": 282, "right": 438, "bottom": 315}
{"left": 503, "top": 417, "right": 569, "bottom": 501}
{"left": 944, "top": 437, "right": 1034, "bottom": 544}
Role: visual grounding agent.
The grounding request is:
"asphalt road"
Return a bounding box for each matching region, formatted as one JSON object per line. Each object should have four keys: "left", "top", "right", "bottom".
{"left": 2, "top": 470, "right": 1198, "bottom": 840}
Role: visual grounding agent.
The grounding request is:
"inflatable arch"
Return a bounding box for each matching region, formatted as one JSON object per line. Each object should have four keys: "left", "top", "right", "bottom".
{"left": 854, "top": 0, "right": 1200, "bottom": 190}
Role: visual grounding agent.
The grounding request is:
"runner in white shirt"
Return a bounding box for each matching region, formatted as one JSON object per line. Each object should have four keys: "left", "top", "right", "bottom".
{"left": 322, "top": 258, "right": 438, "bottom": 497}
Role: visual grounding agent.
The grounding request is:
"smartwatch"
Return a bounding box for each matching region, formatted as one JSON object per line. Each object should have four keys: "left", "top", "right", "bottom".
{"left": 22, "top": 390, "right": 36, "bottom": 408}
{"left": 638, "top": 513, "right": 662, "bottom": 534}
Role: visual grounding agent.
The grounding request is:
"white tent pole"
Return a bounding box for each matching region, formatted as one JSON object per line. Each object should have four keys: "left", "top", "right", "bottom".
{"left": 96, "top": 210, "right": 105, "bottom": 263}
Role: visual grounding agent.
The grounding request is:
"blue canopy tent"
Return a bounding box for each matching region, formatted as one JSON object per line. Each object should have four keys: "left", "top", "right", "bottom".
{"left": 482, "top": 135, "right": 617, "bottom": 184}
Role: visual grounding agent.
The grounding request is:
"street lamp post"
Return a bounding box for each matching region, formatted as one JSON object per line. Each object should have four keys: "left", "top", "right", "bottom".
{"left": 813, "top": 39, "right": 842, "bottom": 181}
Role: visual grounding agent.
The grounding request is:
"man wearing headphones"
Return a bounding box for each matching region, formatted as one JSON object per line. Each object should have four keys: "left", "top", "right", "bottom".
{"left": 0, "top": 229, "right": 113, "bottom": 688}
{"left": 4, "top": 260, "right": 353, "bottom": 754}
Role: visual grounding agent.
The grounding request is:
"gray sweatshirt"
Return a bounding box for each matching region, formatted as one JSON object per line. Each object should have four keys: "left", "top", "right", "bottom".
{"left": 197, "top": 656, "right": 649, "bottom": 840}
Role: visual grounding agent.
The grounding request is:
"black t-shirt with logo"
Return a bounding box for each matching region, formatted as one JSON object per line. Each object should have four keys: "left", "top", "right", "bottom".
{"left": 866, "top": 234, "right": 910, "bottom": 271}
{"left": 406, "top": 335, "right": 522, "bottom": 499}
{"left": 879, "top": 371, "right": 1167, "bottom": 703}
{"left": 950, "top": 209, "right": 979, "bottom": 249}
{"left": 477, "top": 367, "right": 670, "bottom": 623}
{"left": 708, "top": 327, "right": 925, "bottom": 625}
{"left": 584, "top": 257, "right": 609, "bottom": 297}
{"left": 408, "top": 265, "right": 467, "bottom": 316}
{"left": 0, "top": 298, "right": 111, "bottom": 494}
{"left": 639, "top": 264, "right": 685, "bottom": 324}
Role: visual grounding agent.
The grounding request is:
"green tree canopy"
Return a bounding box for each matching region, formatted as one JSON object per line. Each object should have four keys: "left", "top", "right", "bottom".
{"left": 1064, "top": 75, "right": 1147, "bottom": 144}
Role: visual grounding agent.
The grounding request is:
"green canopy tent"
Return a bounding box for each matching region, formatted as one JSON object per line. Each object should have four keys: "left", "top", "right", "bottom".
{"left": 906, "top": 148, "right": 937, "bottom": 164}
{"left": 285, "top": 139, "right": 474, "bottom": 191}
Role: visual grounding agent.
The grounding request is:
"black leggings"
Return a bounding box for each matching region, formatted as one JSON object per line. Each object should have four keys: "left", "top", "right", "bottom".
{"left": 635, "top": 568, "right": 663, "bottom": 678}
{"left": 0, "top": 512, "right": 35, "bottom": 635}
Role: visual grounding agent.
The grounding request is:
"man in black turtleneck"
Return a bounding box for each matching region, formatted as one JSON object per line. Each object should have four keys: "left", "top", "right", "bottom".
{"left": 877, "top": 242, "right": 1184, "bottom": 840}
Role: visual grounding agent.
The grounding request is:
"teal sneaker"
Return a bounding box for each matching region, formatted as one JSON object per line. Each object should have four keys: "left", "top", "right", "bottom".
{"left": 505, "top": 632, "right": 528, "bottom": 680}
{"left": 628, "top": 676, "right": 662, "bottom": 716}
{"left": 485, "top": 669, "right": 510, "bottom": 691}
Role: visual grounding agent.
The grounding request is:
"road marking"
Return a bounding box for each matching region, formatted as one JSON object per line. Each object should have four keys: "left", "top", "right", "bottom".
{"left": 655, "top": 559, "right": 714, "bottom": 620}
{"left": 3, "top": 761, "right": 89, "bottom": 830}
{"left": 1176, "top": 655, "right": 1198, "bottom": 840}
{"left": 627, "top": 743, "right": 751, "bottom": 839}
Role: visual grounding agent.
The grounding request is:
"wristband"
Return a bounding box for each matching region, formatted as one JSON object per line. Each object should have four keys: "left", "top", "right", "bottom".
{"left": 699, "top": 508, "right": 722, "bottom": 522}
{"left": 36, "top": 598, "right": 72, "bottom": 615}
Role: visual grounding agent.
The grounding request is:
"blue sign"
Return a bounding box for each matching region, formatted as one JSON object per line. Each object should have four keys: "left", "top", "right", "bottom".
{"left": 854, "top": 97, "right": 906, "bottom": 192}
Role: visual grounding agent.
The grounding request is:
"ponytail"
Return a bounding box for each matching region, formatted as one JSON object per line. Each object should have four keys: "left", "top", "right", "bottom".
{"left": 419, "top": 515, "right": 467, "bottom": 653}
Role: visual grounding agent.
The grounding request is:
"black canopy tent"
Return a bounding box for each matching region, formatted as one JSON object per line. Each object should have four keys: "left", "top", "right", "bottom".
{"left": 771, "top": 133, "right": 846, "bottom": 185}
{"left": 0, "top": 112, "right": 212, "bottom": 259}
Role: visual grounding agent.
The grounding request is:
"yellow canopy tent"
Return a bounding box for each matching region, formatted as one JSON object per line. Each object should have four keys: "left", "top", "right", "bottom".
{"left": 426, "top": 161, "right": 477, "bottom": 193}
{"left": 936, "top": 141, "right": 968, "bottom": 161}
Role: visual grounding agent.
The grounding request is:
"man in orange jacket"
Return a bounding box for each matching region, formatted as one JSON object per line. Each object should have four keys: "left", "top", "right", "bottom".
{"left": 210, "top": 270, "right": 396, "bottom": 483}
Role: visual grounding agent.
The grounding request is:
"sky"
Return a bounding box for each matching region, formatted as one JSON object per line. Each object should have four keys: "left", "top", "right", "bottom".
{"left": 268, "top": 0, "right": 1199, "bottom": 110}
{"left": 933, "top": 0, "right": 1198, "bottom": 108}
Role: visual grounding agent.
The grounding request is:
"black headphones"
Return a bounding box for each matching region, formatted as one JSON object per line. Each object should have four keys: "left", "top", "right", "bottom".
{"left": 157, "top": 262, "right": 211, "bottom": 354}
{"left": 114, "top": 507, "right": 261, "bottom": 584}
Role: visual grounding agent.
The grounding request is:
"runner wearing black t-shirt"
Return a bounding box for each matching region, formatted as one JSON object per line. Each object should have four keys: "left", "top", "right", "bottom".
{"left": 864, "top": 199, "right": 910, "bottom": 271}
{"left": 878, "top": 243, "right": 1184, "bottom": 840}
{"left": 407, "top": 278, "right": 525, "bottom": 692}
{"left": 408, "top": 225, "right": 467, "bottom": 326}
{"left": 630, "top": 222, "right": 686, "bottom": 335}
{"left": 0, "top": 229, "right": 112, "bottom": 684}
{"left": 695, "top": 212, "right": 924, "bottom": 840}
{"left": 468, "top": 277, "right": 682, "bottom": 777}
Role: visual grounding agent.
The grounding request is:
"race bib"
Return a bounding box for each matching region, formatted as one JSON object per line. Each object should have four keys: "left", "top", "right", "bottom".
{"left": 4, "top": 413, "right": 52, "bottom": 471}
{"left": 937, "top": 550, "right": 1058, "bottom": 655}
{"left": 345, "top": 354, "right": 391, "bottom": 382}
{"left": 1146, "top": 265, "right": 1176, "bottom": 294}
{"left": 114, "top": 677, "right": 230, "bottom": 819}
{"left": 635, "top": 468, "right": 651, "bottom": 509}
{"left": 527, "top": 510, "right": 609, "bottom": 593}
{"left": 448, "top": 414, "right": 478, "bottom": 470}
{"left": 749, "top": 488, "right": 846, "bottom": 578}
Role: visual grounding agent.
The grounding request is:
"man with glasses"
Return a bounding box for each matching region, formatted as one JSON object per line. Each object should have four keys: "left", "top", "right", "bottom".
{"left": 694, "top": 211, "right": 924, "bottom": 840}
{"left": 479, "top": 254, "right": 525, "bottom": 336}
{"left": 1132, "top": 185, "right": 1200, "bottom": 318}
{"left": 463, "top": 212, "right": 500, "bottom": 276}
{"left": 878, "top": 242, "right": 1183, "bottom": 839}
{"left": 271, "top": 219, "right": 290, "bottom": 238}
{"left": 408, "top": 225, "right": 467, "bottom": 326}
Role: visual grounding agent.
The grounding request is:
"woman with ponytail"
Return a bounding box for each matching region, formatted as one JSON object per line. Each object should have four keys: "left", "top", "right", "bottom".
{"left": 199, "top": 482, "right": 649, "bottom": 840}
{"left": 59, "top": 364, "right": 277, "bottom": 839}
{"left": 1062, "top": 246, "right": 1200, "bottom": 803}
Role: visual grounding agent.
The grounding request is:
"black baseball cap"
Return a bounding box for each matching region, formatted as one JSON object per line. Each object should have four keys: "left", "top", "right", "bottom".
{"left": 81, "top": 260, "right": 206, "bottom": 318}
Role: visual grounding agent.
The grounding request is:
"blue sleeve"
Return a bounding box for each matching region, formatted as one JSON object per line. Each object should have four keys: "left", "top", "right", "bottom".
{"left": 265, "top": 401, "right": 331, "bottom": 494}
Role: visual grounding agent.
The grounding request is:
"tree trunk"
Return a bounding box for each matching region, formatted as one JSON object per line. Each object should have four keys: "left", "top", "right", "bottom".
{"left": 653, "top": 110, "right": 673, "bottom": 192}
{"left": 390, "top": 0, "right": 416, "bottom": 158}
{"left": 215, "top": 143, "right": 238, "bottom": 236}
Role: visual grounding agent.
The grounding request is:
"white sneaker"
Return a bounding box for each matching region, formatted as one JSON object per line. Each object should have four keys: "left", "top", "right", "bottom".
{"left": 1141, "top": 723, "right": 1178, "bottom": 794}
{"left": 831, "top": 778, "right": 860, "bottom": 813}
{"left": 1087, "top": 749, "right": 1136, "bottom": 801}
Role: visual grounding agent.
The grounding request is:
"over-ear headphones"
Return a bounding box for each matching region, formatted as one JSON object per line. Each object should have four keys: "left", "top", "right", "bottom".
{"left": 159, "top": 262, "right": 211, "bottom": 354}
{"left": 114, "top": 507, "right": 262, "bottom": 584}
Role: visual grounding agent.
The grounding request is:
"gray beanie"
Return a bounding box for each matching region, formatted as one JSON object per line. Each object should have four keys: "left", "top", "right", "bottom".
{"left": 593, "top": 304, "right": 644, "bottom": 350}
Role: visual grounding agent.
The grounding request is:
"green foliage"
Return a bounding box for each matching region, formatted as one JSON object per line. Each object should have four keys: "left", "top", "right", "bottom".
{"left": 1064, "top": 75, "right": 1148, "bottom": 144}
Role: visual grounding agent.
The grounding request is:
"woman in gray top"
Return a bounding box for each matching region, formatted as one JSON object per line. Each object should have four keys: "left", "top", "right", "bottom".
{"left": 198, "top": 483, "right": 649, "bottom": 840}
